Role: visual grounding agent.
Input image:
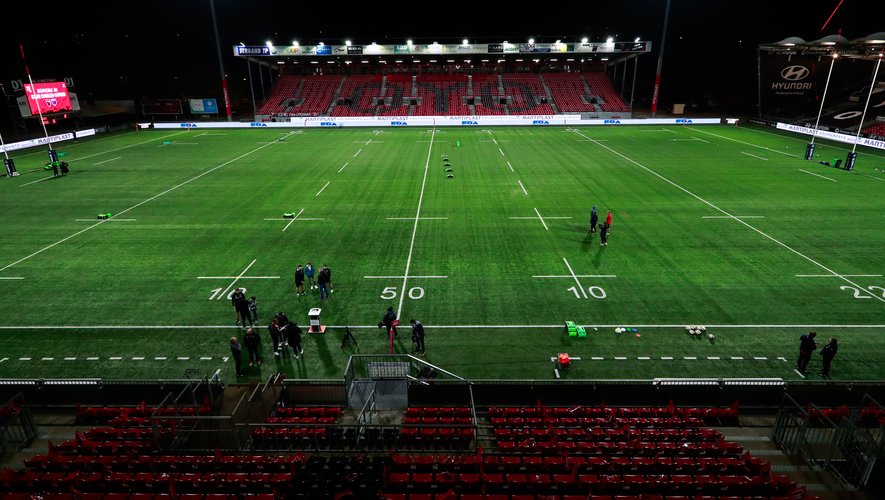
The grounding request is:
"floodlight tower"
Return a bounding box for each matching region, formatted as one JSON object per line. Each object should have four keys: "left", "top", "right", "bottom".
{"left": 209, "top": 0, "right": 233, "bottom": 121}
{"left": 650, "top": 0, "right": 672, "bottom": 117}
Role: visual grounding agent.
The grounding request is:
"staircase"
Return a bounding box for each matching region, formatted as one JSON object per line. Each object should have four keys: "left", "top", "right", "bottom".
{"left": 326, "top": 76, "right": 347, "bottom": 116}
{"left": 539, "top": 74, "right": 560, "bottom": 114}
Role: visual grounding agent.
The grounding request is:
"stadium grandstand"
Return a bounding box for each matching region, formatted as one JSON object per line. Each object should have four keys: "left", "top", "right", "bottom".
{"left": 2, "top": 12, "right": 885, "bottom": 500}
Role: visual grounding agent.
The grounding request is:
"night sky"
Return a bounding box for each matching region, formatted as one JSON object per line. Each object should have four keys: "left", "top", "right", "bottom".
{"left": 0, "top": 0, "right": 879, "bottom": 117}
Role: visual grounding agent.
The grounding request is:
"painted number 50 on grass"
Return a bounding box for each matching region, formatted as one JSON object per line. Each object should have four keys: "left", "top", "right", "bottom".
{"left": 381, "top": 286, "right": 425, "bottom": 300}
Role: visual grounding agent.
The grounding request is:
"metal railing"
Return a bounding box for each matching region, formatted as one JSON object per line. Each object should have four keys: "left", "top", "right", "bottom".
{"left": 0, "top": 393, "right": 37, "bottom": 453}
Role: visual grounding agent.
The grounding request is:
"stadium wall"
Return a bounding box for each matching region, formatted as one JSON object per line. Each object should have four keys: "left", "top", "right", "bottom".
{"left": 776, "top": 122, "right": 885, "bottom": 151}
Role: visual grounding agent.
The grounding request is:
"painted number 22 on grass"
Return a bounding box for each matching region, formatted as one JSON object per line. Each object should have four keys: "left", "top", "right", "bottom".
{"left": 381, "top": 286, "right": 424, "bottom": 300}
{"left": 568, "top": 286, "right": 606, "bottom": 299}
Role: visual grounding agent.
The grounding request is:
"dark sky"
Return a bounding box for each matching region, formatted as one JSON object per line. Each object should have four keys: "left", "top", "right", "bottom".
{"left": 0, "top": 0, "right": 880, "bottom": 113}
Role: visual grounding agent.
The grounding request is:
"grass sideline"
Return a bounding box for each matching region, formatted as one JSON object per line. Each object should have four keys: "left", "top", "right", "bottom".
{"left": 0, "top": 125, "right": 883, "bottom": 381}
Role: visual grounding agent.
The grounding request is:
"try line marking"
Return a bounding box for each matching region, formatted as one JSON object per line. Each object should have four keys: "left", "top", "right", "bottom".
{"left": 570, "top": 128, "right": 885, "bottom": 304}
{"left": 396, "top": 128, "right": 436, "bottom": 319}
{"left": 798, "top": 169, "right": 837, "bottom": 182}
{"left": 0, "top": 132, "right": 296, "bottom": 274}
{"left": 740, "top": 151, "right": 769, "bottom": 161}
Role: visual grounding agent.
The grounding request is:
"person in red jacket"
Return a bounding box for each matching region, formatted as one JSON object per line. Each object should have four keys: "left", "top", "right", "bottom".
{"left": 600, "top": 209, "right": 613, "bottom": 246}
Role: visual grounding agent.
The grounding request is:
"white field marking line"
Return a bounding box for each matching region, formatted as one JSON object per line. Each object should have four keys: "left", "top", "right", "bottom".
{"left": 0, "top": 134, "right": 293, "bottom": 274}
{"left": 741, "top": 151, "right": 769, "bottom": 161}
{"left": 132, "top": 357, "right": 144, "bottom": 361}
{"left": 155, "top": 357, "right": 167, "bottom": 360}
{"left": 200, "top": 356, "right": 212, "bottom": 360}
{"left": 93, "top": 156, "right": 122, "bottom": 165}
{"left": 638, "top": 356, "right": 651, "bottom": 360}
{"left": 591, "top": 357, "right": 604, "bottom": 360}
{"left": 533, "top": 275, "right": 617, "bottom": 278}
{"left": 798, "top": 169, "right": 837, "bottom": 182}
{"left": 109, "top": 357, "right": 122, "bottom": 360}
{"left": 707, "top": 356, "right": 720, "bottom": 360}
{"left": 690, "top": 127, "right": 797, "bottom": 158}
{"left": 498, "top": 148, "right": 506, "bottom": 157}
{"left": 661, "top": 356, "right": 674, "bottom": 360}
{"left": 554, "top": 368, "right": 560, "bottom": 379}
{"left": 75, "top": 218, "right": 136, "bottom": 222}
{"left": 562, "top": 257, "right": 588, "bottom": 298}
{"left": 337, "top": 162, "right": 349, "bottom": 173}
{"left": 639, "top": 129, "right": 676, "bottom": 133}
{"left": 87, "top": 357, "right": 99, "bottom": 361}
{"left": 386, "top": 217, "right": 448, "bottom": 220}
{"left": 166, "top": 142, "right": 199, "bottom": 145}
{"left": 702, "top": 215, "right": 764, "bottom": 219}
{"left": 353, "top": 149, "right": 362, "bottom": 157}
{"left": 42, "top": 357, "right": 54, "bottom": 361}
{"left": 517, "top": 180, "right": 528, "bottom": 196}
{"left": 202, "top": 133, "right": 228, "bottom": 136}
{"left": 748, "top": 125, "right": 885, "bottom": 161}
{"left": 614, "top": 356, "right": 627, "bottom": 360}
{"left": 4, "top": 323, "right": 885, "bottom": 330}
{"left": 18, "top": 176, "right": 55, "bottom": 187}
{"left": 671, "top": 138, "right": 707, "bottom": 142}
{"left": 222, "top": 357, "right": 229, "bottom": 363}
{"left": 534, "top": 208, "right": 549, "bottom": 231}
{"left": 684, "top": 356, "right": 697, "bottom": 360}
{"left": 263, "top": 218, "right": 323, "bottom": 222}
{"left": 0, "top": 277, "right": 24, "bottom": 280}
{"left": 315, "top": 181, "right": 331, "bottom": 197}
{"left": 282, "top": 208, "right": 305, "bottom": 232}
{"left": 857, "top": 172, "right": 885, "bottom": 183}
{"left": 778, "top": 357, "right": 788, "bottom": 362}
{"left": 797, "top": 274, "right": 881, "bottom": 278}
{"left": 15, "top": 130, "right": 137, "bottom": 159}
{"left": 570, "top": 128, "right": 885, "bottom": 304}
{"left": 793, "top": 369, "right": 806, "bottom": 379}
{"left": 492, "top": 137, "right": 498, "bottom": 145}
{"left": 197, "top": 276, "right": 280, "bottom": 279}
{"left": 20, "top": 357, "right": 31, "bottom": 361}
{"left": 217, "top": 259, "right": 257, "bottom": 302}
{"left": 511, "top": 217, "right": 572, "bottom": 220}
{"left": 65, "top": 131, "right": 187, "bottom": 163}
{"left": 64, "top": 357, "right": 76, "bottom": 361}
{"left": 397, "top": 128, "right": 436, "bottom": 319}
{"left": 506, "top": 161, "right": 514, "bottom": 172}
{"left": 577, "top": 139, "right": 609, "bottom": 142}
{"left": 754, "top": 357, "right": 768, "bottom": 360}
{"left": 0, "top": 358, "right": 7, "bottom": 363}
{"left": 194, "top": 132, "right": 207, "bottom": 137}
{"left": 364, "top": 275, "right": 447, "bottom": 279}
{"left": 731, "top": 356, "right": 744, "bottom": 360}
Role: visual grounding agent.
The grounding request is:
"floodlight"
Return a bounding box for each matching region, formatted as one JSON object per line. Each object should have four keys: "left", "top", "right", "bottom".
{"left": 407, "top": 39, "right": 413, "bottom": 46}
{"left": 606, "top": 37, "right": 613, "bottom": 43}
{"left": 462, "top": 39, "right": 469, "bottom": 45}
{"left": 528, "top": 38, "right": 535, "bottom": 44}
{"left": 266, "top": 40, "right": 273, "bottom": 46}
{"left": 581, "top": 37, "right": 588, "bottom": 44}
{"left": 318, "top": 42, "right": 325, "bottom": 46}
{"left": 292, "top": 41, "right": 299, "bottom": 47}
{"left": 555, "top": 39, "right": 561, "bottom": 44}
{"left": 635, "top": 37, "right": 641, "bottom": 42}
{"left": 345, "top": 40, "right": 351, "bottom": 46}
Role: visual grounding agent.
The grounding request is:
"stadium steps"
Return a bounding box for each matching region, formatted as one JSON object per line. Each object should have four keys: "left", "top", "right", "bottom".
{"left": 718, "top": 423, "right": 872, "bottom": 500}
{"left": 326, "top": 76, "right": 348, "bottom": 116}
{"left": 0, "top": 409, "right": 88, "bottom": 471}
{"left": 539, "top": 74, "right": 560, "bottom": 114}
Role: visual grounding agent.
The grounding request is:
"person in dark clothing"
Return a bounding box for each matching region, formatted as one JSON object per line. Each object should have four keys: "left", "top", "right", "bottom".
{"left": 819, "top": 338, "right": 838, "bottom": 377}
{"left": 230, "top": 336, "right": 243, "bottom": 376}
{"left": 268, "top": 318, "right": 282, "bottom": 357}
{"left": 410, "top": 319, "right": 426, "bottom": 355}
{"left": 51, "top": 162, "right": 59, "bottom": 177}
{"left": 797, "top": 331, "right": 818, "bottom": 373}
{"left": 275, "top": 312, "right": 290, "bottom": 347}
{"left": 341, "top": 326, "right": 358, "bottom": 348}
{"left": 231, "top": 288, "right": 250, "bottom": 327}
{"left": 318, "top": 264, "right": 332, "bottom": 301}
{"left": 243, "top": 328, "right": 261, "bottom": 366}
{"left": 599, "top": 222, "right": 609, "bottom": 246}
{"left": 248, "top": 296, "right": 258, "bottom": 324}
{"left": 589, "top": 206, "right": 599, "bottom": 234}
{"left": 379, "top": 307, "right": 398, "bottom": 338}
{"left": 59, "top": 162, "right": 69, "bottom": 175}
{"left": 294, "top": 265, "right": 305, "bottom": 296}
{"left": 287, "top": 323, "right": 304, "bottom": 359}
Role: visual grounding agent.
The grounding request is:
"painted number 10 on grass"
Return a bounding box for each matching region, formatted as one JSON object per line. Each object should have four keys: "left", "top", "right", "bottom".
{"left": 568, "top": 286, "right": 606, "bottom": 299}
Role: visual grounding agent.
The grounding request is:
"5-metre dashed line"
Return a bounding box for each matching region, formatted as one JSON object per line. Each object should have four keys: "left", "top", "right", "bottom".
{"left": 570, "top": 128, "right": 885, "bottom": 303}
{"left": 517, "top": 180, "right": 528, "bottom": 196}
{"left": 315, "top": 181, "right": 331, "bottom": 197}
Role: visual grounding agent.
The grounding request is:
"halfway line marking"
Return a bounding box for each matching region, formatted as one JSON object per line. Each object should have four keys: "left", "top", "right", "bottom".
{"left": 396, "top": 128, "right": 435, "bottom": 319}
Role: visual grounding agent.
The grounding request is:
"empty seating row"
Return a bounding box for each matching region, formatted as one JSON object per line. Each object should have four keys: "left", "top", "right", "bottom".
{"left": 495, "top": 440, "right": 743, "bottom": 456}
{"left": 26, "top": 453, "right": 304, "bottom": 473}
{"left": 490, "top": 417, "right": 704, "bottom": 428}
{"left": 381, "top": 492, "right": 812, "bottom": 500}
{"left": 1, "top": 494, "right": 274, "bottom": 500}
{"left": 405, "top": 416, "right": 473, "bottom": 426}
{"left": 406, "top": 407, "right": 472, "bottom": 418}
{"left": 488, "top": 403, "right": 738, "bottom": 420}
{"left": 390, "top": 453, "right": 765, "bottom": 476}
{"left": 76, "top": 403, "right": 210, "bottom": 424}
{"left": 492, "top": 428, "right": 722, "bottom": 442}
{"left": 384, "top": 471, "right": 797, "bottom": 496}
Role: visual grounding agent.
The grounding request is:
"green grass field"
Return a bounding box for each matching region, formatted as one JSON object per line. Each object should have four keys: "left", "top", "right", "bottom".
{"left": 1, "top": 124, "right": 883, "bottom": 382}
